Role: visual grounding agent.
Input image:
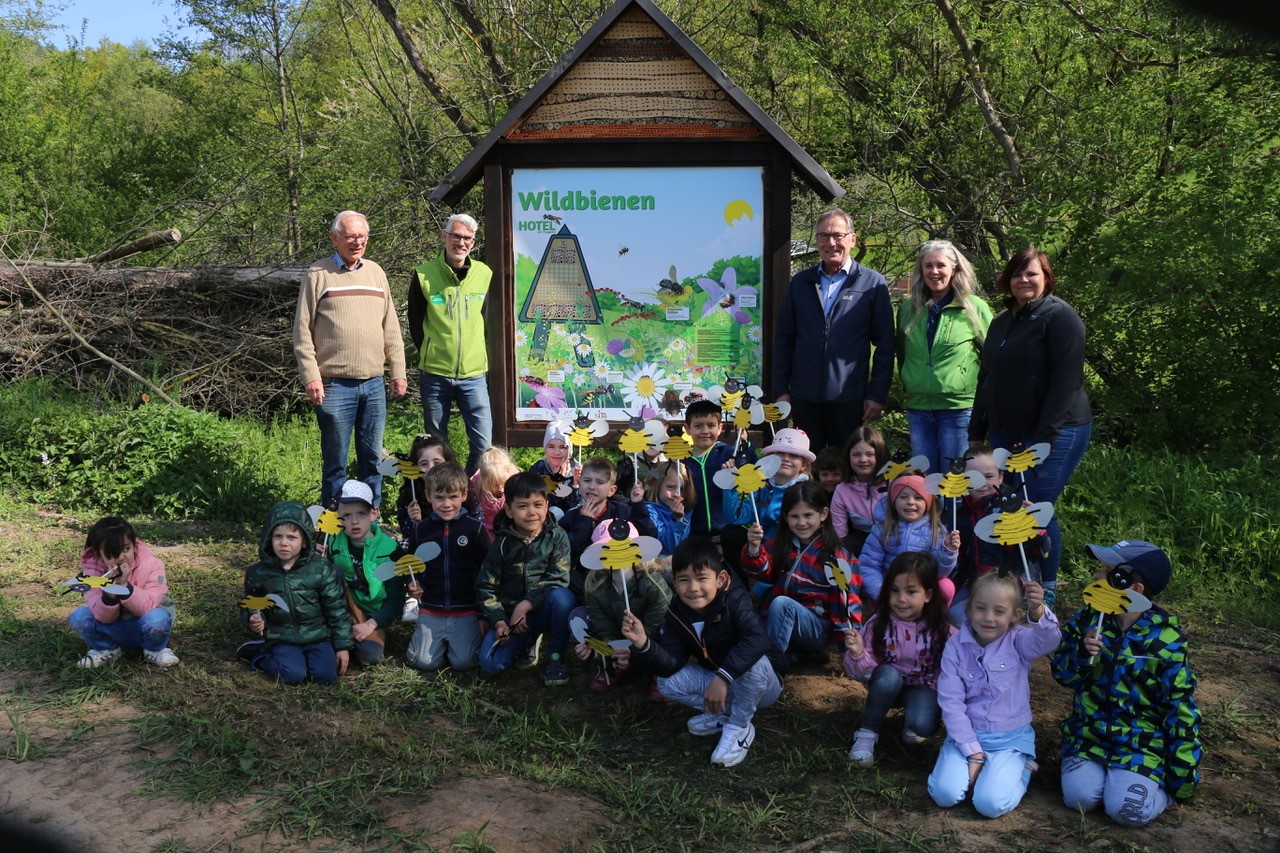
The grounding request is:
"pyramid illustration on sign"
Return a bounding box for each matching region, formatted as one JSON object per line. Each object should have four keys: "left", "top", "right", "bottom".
{"left": 520, "top": 224, "right": 604, "bottom": 367}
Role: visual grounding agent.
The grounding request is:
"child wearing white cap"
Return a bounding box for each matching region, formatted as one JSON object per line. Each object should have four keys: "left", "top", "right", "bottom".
{"left": 528, "top": 420, "right": 580, "bottom": 513}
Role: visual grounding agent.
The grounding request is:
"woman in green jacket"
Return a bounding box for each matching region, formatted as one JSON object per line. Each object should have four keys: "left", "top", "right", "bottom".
{"left": 896, "top": 240, "right": 993, "bottom": 474}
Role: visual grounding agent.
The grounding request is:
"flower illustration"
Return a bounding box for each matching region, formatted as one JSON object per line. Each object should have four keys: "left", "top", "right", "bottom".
{"left": 515, "top": 330, "right": 528, "bottom": 347}
{"left": 697, "top": 267, "right": 756, "bottom": 324}
{"left": 619, "top": 362, "right": 671, "bottom": 411}
{"left": 748, "top": 325, "right": 763, "bottom": 343}
{"left": 592, "top": 363, "right": 610, "bottom": 379}
{"left": 607, "top": 338, "right": 627, "bottom": 356}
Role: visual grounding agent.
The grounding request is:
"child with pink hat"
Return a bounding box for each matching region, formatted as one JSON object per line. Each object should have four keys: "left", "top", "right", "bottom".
{"left": 857, "top": 473, "right": 960, "bottom": 608}
{"left": 720, "top": 428, "right": 815, "bottom": 576}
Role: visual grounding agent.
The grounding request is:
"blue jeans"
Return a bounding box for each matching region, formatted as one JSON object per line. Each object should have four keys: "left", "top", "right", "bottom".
{"left": 69, "top": 606, "right": 172, "bottom": 652}
{"left": 764, "top": 596, "right": 830, "bottom": 655}
{"left": 989, "top": 422, "right": 1092, "bottom": 585}
{"left": 315, "top": 377, "right": 387, "bottom": 506}
{"left": 907, "top": 408, "right": 972, "bottom": 475}
{"left": 477, "top": 588, "right": 575, "bottom": 674}
{"left": 929, "top": 738, "right": 1033, "bottom": 818}
{"left": 860, "top": 664, "right": 941, "bottom": 736}
{"left": 420, "top": 372, "right": 493, "bottom": 475}
{"left": 254, "top": 641, "right": 339, "bottom": 685}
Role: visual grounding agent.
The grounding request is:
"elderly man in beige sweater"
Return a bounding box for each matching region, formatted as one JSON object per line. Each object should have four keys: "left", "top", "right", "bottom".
{"left": 294, "top": 210, "right": 407, "bottom": 507}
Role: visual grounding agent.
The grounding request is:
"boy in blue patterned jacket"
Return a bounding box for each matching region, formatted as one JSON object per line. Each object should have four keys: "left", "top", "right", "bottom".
{"left": 1052, "top": 541, "right": 1201, "bottom": 826}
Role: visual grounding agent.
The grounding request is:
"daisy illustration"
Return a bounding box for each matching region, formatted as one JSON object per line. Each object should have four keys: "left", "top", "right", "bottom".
{"left": 620, "top": 363, "right": 671, "bottom": 411}
{"left": 748, "top": 325, "right": 763, "bottom": 343}
{"left": 697, "top": 267, "right": 756, "bottom": 324}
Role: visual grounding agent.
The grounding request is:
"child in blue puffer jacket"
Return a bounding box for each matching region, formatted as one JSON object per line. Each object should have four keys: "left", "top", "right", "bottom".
{"left": 858, "top": 474, "right": 959, "bottom": 605}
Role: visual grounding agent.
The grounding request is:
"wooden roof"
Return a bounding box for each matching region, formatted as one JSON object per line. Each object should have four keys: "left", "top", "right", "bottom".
{"left": 429, "top": 0, "right": 843, "bottom": 204}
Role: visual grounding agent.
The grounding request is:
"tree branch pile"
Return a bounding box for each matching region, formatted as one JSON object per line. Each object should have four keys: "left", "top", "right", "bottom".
{"left": 0, "top": 261, "right": 310, "bottom": 417}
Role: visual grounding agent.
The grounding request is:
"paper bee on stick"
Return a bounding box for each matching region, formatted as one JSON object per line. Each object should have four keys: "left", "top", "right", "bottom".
{"left": 706, "top": 374, "right": 749, "bottom": 415}
{"left": 993, "top": 441, "right": 1050, "bottom": 501}
{"left": 1081, "top": 544, "right": 1154, "bottom": 664}
{"left": 713, "top": 455, "right": 782, "bottom": 527}
{"left": 974, "top": 484, "right": 1054, "bottom": 580}
{"left": 879, "top": 450, "right": 930, "bottom": 481}
{"left": 616, "top": 412, "right": 666, "bottom": 490}
{"left": 373, "top": 542, "right": 442, "bottom": 589}
{"left": 240, "top": 585, "right": 290, "bottom": 617}
{"left": 378, "top": 452, "right": 423, "bottom": 506}
{"left": 582, "top": 519, "right": 661, "bottom": 615}
{"left": 562, "top": 411, "right": 609, "bottom": 465}
{"left": 659, "top": 422, "right": 694, "bottom": 461}
{"left": 58, "top": 574, "right": 119, "bottom": 594}
{"left": 925, "top": 456, "right": 986, "bottom": 530}
{"left": 569, "top": 606, "right": 631, "bottom": 686}
{"left": 823, "top": 555, "right": 856, "bottom": 593}
{"left": 306, "top": 502, "right": 343, "bottom": 552}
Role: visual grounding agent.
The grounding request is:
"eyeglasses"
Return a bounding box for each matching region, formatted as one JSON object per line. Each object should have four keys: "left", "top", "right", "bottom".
{"left": 336, "top": 232, "right": 369, "bottom": 244}
{"left": 816, "top": 231, "right": 852, "bottom": 243}
{"left": 445, "top": 232, "right": 476, "bottom": 244}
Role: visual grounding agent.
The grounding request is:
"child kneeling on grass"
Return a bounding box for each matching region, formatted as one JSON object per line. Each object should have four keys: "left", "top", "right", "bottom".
{"left": 68, "top": 516, "right": 179, "bottom": 669}
{"left": 475, "top": 472, "right": 575, "bottom": 686}
{"left": 1052, "top": 541, "right": 1200, "bottom": 827}
{"left": 623, "top": 539, "right": 784, "bottom": 768}
{"left": 237, "top": 502, "right": 353, "bottom": 685}
{"left": 329, "top": 479, "right": 407, "bottom": 665}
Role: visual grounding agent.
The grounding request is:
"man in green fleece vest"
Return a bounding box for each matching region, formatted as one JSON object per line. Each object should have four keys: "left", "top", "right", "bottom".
{"left": 407, "top": 213, "right": 492, "bottom": 474}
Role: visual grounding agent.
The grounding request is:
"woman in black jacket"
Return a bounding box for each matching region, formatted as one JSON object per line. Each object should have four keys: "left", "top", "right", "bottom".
{"left": 968, "top": 249, "right": 1092, "bottom": 608}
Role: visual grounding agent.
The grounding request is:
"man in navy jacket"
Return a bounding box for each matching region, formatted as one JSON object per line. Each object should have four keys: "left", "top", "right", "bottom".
{"left": 773, "top": 209, "right": 894, "bottom": 453}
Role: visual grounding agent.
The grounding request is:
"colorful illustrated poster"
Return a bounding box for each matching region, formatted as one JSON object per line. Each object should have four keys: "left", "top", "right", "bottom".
{"left": 511, "top": 166, "right": 764, "bottom": 422}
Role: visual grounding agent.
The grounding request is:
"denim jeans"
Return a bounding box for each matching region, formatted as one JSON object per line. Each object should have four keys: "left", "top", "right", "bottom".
{"left": 860, "top": 663, "right": 941, "bottom": 736}
{"left": 420, "top": 372, "right": 493, "bottom": 475}
{"left": 929, "top": 738, "right": 1032, "bottom": 818}
{"left": 68, "top": 606, "right": 172, "bottom": 652}
{"left": 315, "top": 377, "right": 387, "bottom": 506}
{"left": 764, "top": 596, "right": 830, "bottom": 655}
{"left": 907, "top": 408, "right": 973, "bottom": 475}
{"left": 989, "top": 422, "right": 1092, "bottom": 584}
{"left": 254, "top": 641, "right": 339, "bottom": 685}
{"left": 658, "top": 655, "right": 782, "bottom": 729}
{"left": 477, "top": 587, "right": 575, "bottom": 674}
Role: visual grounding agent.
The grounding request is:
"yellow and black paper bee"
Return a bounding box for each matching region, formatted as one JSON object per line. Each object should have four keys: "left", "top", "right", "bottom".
{"left": 924, "top": 456, "right": 986, "bottom": 528}
{"left": 239, "top": 588, "right": 290, "bottom": 615}
{"left": 879, "top": 451, "right": 930, "bottom": 481}
{"left": 373, "top": 542, "right": 443, "bottom": 586}
{"left": 582, "top": 519, "right": 663, "bottom": 614}
{"left": 660, "top": 423, "right": 694, "bottom": 460}
{"left": 974, "top": 486, "right": 1054, "bottom": 578}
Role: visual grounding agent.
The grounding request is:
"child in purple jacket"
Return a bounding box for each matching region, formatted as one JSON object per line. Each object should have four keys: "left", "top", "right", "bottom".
{"left": 927, "top": 571, "right": 1059, "bottom": 818}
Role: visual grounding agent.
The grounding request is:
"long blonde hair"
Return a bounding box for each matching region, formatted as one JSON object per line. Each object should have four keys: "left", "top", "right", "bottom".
{"left": 904, "top": 239, "right": 987, "bottom": 346}
{"left": 475, "top": 446, "right": 520, "bottom": 497}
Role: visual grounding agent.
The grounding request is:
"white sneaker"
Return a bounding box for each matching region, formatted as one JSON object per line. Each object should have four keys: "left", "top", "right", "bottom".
{"left": 848, "top": 728, "right": 878, "bottom": 764}
{"left": 687, "top": 713, "right": 729, "bottom": 736}
{"left": 77, "top": 647, "right": 121, "bottom": 669}
{"left": 401, "top": 597, "right": 420, "bottom": 622}
{"left": 144, "top": 647, "right": 180, "bottom": 668}
{"left": 710, "top": 722, "right": 755, "bottom": 767}
{"left": 901, "top": 727, "right": 926, "bottom": 745}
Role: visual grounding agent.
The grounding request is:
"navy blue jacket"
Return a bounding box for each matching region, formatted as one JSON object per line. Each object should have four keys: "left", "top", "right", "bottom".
{"left": 772, "top": 262, "right": 895, "bottom": 404}
{"left": 408, "top": 510, "right": 490, "bottom": 615}
{"left": 634, "top": 574, "right": 785, "bottom": 683}
{"left": 682, "top": 441, "right": 754, "bottom": 536}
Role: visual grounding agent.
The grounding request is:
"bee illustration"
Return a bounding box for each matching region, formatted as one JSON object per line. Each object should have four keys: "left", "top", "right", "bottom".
{"left": 878, "top": 451, "right": 930, "bottom": 481}
{"left": 823, "top": 556, "right": 857, "bottom": 593}
{"left": 307, "top": 503, "right": 344, "bottom": 536}
{"left": 543, "top": 214, "right": 563, "bottom": 224}
{"left": 652, "top": 265, "right": 690, "bottom": 306}
{"left": 240, "top": 586, "right": 291, "bottom": 615}
{"left": 376, "top": 454, "right": 421, "bottom": 480}
{"left": 707, "top": 375, "right": 754, "bottom": 413}
{"left": 617, "top": 294, "right": 645, "bottom": 310}
{"left": 760, "top": 398, "right": 791, "bottom": 438}
{"left": 577, "top": 384, "right": 616, "bottom": 407}
{"left": 58, "top": 574, "right": 117, "bottom": 593}
{"left": 618, "top": 413, "right": 663, "bottom": 455}
{"left": 659, "top": 389, "right": 685, "bottom": 417}
{"left": 570, "top": 606, "right": 631, "bottom": 660}
{"left": 993, "top": 440, "right": 1051, "bottom": 499}
{"left": 561, "top": 411, "right": 609, "bottom": 464}
{"left": 583, "top": 518, "right": 663, "bottom": 573}
{"left": 713, "top": 455, "right": 782, "bottom": 498}
{"left": 661, "top": 422, "right": 694, "bottom": 460}
{"left": 1082, "top": 575, "right": 1151, "bottom": 618}
{"left": 974, "top": 488, "right": 1054, "bottom": 578}
{"left": 925, "top": 456, "right": 986, "bottom": 528}
{"left": 373, "top": 542, "right": 442, "bottom": 585}
{"left": 618, "top": 246, "right": 630, "bottom": 256}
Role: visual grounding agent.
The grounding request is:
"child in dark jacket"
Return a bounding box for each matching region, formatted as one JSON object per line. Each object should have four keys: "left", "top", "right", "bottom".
{"left": 1052, "top": 541, "right": 1200, "bottom": 827}
{"left": 406, "top": 463, "right": 491, "bottom": 671}
{"left": 238, "top": 502, "right": 353, "bottom": 685}
{"left": 624, "top": 539, "right": 784, "bottom": 768}
{"left": 560, "top": 456, "right": 659, "bottom": 600}
{"left": 476, "top": 472, "right": 576, "bottom": 686}
{"left": 573, "top": 520, "right": 673, "bottom": 692}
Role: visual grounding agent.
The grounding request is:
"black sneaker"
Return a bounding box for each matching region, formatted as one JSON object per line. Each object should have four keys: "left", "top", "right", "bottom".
{"left": 236, "top": 639, "right": 266, "bottom": 665}
{"left": 544, "top": 653, "right": 569, "bottom": 686}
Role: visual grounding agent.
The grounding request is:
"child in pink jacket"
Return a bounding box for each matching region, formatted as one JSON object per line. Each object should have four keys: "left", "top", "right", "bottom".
{"left": 67, "top": 516, "right": 178, "bottom": 668}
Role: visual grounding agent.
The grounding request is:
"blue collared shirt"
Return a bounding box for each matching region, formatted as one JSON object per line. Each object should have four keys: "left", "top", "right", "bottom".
{"left": 818, "top": 259, "right": 853, "bottom": 317}
{"left": 331, "top": 252, "right": 363, "bottom": 271}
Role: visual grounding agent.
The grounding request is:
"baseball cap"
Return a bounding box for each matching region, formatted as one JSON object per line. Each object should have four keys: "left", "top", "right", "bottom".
{"left": 337, "top": 480, "right": 375, "bottom": 506}
{"left": 1084, "top": 540, "right": 1171, "bottom": 597}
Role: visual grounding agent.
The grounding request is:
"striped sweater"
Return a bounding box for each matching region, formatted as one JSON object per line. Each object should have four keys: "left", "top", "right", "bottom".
{"left": 293, "top": 257, "right": 407, "bottom": 385}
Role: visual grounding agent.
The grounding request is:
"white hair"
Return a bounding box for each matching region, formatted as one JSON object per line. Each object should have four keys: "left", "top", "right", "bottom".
{"left": 815, "top": 208, "right": 853, "bottom": 234}
{"left": 330, "top": 210, "right": 368, "bottom": 233}
{"left": 444, "top": 213, "right": 479, "bottom": 234}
